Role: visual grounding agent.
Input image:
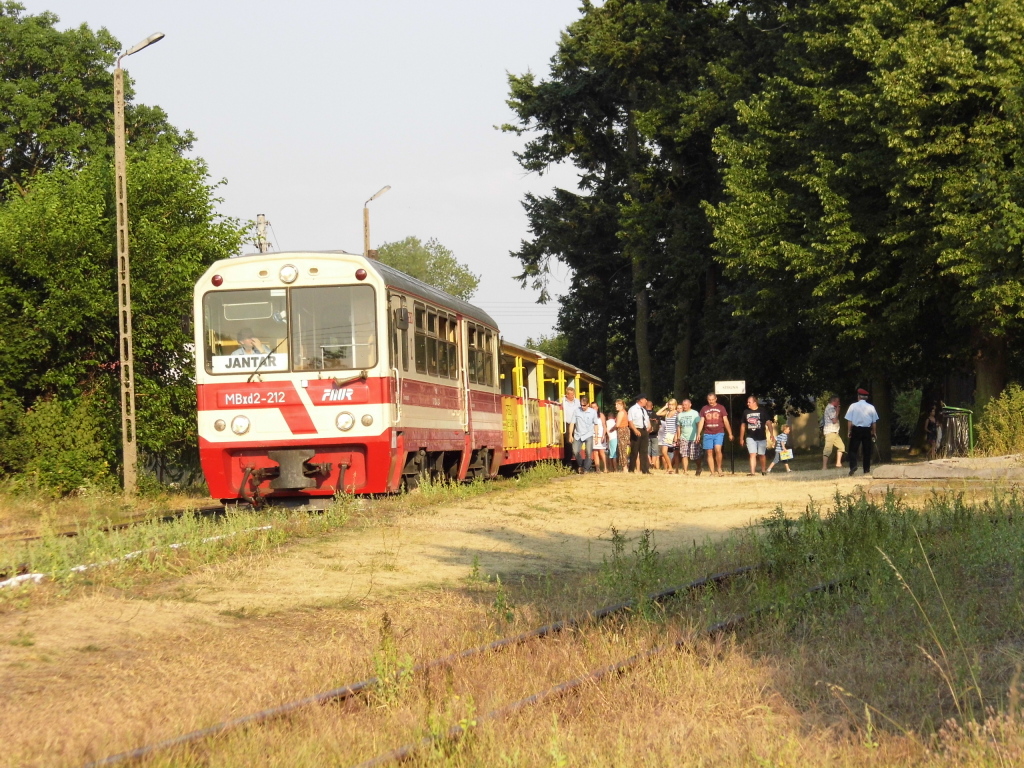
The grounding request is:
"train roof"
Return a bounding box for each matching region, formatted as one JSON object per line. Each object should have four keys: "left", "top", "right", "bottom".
{"left": 370, "top": 260, "right": 499, "bottom": 329}
{"left": 230, "top": 250, "right": 499, "bottom": 329}
{"left": 500, "top": 340, "right": 604, "bottom": 385}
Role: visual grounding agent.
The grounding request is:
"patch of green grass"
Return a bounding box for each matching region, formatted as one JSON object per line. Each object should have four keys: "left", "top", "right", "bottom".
{"left": 9, "top": 630, "right": 33, "bottom": 647}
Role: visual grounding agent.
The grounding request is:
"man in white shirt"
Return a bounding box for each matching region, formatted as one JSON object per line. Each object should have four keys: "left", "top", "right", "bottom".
{"left": 568, "top": 395, "right": 597, "bottom": 473}
{"left": 561, "top": 385, "right": 579, "bottom": 461}
{"left": 844, "top": 388, "right": 880, "bottom": 475}
{"left": 627, "top": 395, "right": 652, "bottom": 474}
{"left": 821, "top": 395, "right": 846, "bottom": 470}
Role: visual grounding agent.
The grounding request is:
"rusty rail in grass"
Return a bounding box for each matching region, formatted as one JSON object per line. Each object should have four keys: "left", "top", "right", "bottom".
{"left": 355, "top": 578, "right": 850, "bottom": 768}
{"left": 82, "top": 565, "right": 757, "bottom": 767}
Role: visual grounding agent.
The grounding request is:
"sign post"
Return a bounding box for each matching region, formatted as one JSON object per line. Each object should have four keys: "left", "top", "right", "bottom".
{"left": 715, "top": 381, "right": 746, "bottom": 475}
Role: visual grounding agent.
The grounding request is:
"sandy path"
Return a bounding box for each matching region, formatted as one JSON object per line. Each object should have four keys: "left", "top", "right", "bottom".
{"left": 162, "top": 469, "right": 863, "bottom": 614}
{"left": 2, "top": 471, "right": 865, "bottom": 646}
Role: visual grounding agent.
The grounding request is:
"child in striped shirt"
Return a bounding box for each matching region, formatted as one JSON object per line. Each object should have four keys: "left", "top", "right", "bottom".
{"left": 768, "top": 424, "right": 793, "bottom": 473}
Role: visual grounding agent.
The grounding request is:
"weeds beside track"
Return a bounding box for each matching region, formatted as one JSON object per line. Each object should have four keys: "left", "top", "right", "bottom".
{"left": 83, "top": 565, "right": 757, "bottom": 767}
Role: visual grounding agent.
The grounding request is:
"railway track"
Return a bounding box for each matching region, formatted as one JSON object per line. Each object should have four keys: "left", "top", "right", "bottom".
{"left": 356, "top": 578, "right": 848, "bottom": 768}
{"left": 0, "top": 505, "right": 227, "bottom": 584}
{"left": 83, "top": 565, "right": 760, "bottom": 767}
{"left": 1, "top": 505, "right": 225, "bottom": 546}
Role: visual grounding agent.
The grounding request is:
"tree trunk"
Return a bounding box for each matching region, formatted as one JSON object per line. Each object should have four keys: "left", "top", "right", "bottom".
{"left": 704, "top": 264, "right": 719, "bottom": 360}
{"left": 974, "top": 334, "right": 1007, "bottom": 412}
{"left": 909, "top": 381, "right": 943, "bottom": 455}
{"left": 634, "top": 284, "right": 653, "bottom": 396}
{"left": 625, "top": 86, "right": 652, "bottom": 397}
{"left": 870, "top": 373, "right": 892, "bottom": 463}
{"left": 673, "top": 319, "right": 693, "bottom": 400}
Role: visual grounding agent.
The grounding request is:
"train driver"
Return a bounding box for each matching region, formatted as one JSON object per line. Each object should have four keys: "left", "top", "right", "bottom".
{"left": 231, "top": 327, "right": 271, "bottom": 356}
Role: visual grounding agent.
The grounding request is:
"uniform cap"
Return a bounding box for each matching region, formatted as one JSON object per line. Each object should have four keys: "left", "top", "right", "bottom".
{"left": 857, "top": 387, "right": 870, "bottom": 396}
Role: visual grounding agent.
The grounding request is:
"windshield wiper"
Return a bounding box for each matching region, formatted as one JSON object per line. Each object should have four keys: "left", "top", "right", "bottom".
{"left": 247, "top": 336, "right": 288, "bottom": 383}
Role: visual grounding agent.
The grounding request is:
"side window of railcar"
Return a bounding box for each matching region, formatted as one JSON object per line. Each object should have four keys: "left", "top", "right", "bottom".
{"left": 202, "top": 289, "right": 289, "bottom": 374}
{"left": 426, "top": 311, "right": 438, "bottom": 376}
{"left": 290, "top": 285, "right": 377, "bottom": 371}
{"left": 414, "top": 305, "right": 427, "bottom": 374}
{"left": 414, "top": 304, "right": 460, "bottom": 380}
{"left": 483, "top": 331, "right": 494, "bottom": 387}
{"left": 439, "top": 314, "right": 459, "bottom": 379}
{"left": 467, "top": 327, "right": 477, "bottom": 384}
{"left": 465, "top": 325, "right": 494, "bottom": 386}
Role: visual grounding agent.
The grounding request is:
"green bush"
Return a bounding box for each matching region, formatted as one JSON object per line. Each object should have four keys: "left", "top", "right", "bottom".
{"left": 976, "top": 384, "right": 1024, "bottom": 456}
{"left": 15, "top": 396, "right": 113, "bottom": 493}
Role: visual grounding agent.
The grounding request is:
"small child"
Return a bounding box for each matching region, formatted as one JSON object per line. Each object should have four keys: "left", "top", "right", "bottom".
{"left": 648, "top": 417, "right": 662, "bottom": 469}
{"left": 768, "top": 424, "right": 794, "bottom": 473}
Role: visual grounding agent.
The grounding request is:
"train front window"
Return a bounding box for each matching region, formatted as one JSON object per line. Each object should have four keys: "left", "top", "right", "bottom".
{"left": 203, "top": 289, "right": 289, "bottom": 374}
{"left": 291, "top": 285, "right": 377, "bottom": 371}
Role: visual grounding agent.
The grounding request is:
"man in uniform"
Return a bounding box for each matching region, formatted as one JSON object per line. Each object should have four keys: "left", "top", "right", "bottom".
{"left": 844, "top": 388, "right": 879, "bottom": 476}
{"left": 627, "top": 394, "right": 652, "bottom": 474}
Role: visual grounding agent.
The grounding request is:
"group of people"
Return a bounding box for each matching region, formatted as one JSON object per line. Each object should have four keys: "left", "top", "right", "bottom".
{"left": 561, "top": 385, "right": 880, "bottom": 477}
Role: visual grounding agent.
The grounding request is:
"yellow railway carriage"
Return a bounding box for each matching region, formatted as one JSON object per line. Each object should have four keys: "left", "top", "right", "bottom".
{"left": 498, "top": 341, "right": 603, "bottom": 465}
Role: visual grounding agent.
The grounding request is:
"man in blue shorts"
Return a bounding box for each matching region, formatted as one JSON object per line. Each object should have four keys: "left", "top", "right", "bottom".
{"left": 698, "top": 393, "right": 734, "bottom": 477}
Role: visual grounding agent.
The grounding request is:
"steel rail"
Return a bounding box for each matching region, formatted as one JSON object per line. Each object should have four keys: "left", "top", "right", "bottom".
{"left": 2, "top": 506, "right": 225, "bottom": 546}
{"left": 354, "top": 578, "right": 848, "bottom": 768}
{"left": 0, "top": 506, "right": 226, "bottom": 582}
{"left": 81, "top": 565, "right": 756, "bottom": 768}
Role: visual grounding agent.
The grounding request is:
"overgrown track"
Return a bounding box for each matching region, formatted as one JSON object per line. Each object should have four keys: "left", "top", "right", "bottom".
{"left": 358, "top": 578, "right": 849, "bottom": 768}
{"left": 82, "top": 566, "right": 758, "bottom": 768}
{"left": 1, "top": 505, "right": 225, "bottom": 546}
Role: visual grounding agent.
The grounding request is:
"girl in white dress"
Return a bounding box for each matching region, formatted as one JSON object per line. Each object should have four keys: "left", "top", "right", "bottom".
{"left": 590, "top": 402, "right": 609, "bottom": 472}
{"left": 606, "top": 414, "right": 618, "bottom": 466}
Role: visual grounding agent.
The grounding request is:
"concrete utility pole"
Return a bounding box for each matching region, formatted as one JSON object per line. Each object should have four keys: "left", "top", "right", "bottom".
{"left": 256, "top": 214, "right": 271, "bottom": 253}
{"left": 113, "top": 31, "right": 164, "bottom": 498}
{"left": 363, "top": 185, "right": 391, "bottom": 257}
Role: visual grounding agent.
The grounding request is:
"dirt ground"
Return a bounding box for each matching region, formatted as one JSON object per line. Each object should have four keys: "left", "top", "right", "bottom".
{"left": 179, "top": 468, "right": 869, "bottom": 613}
{"left": 0, "top": 469, "right": 875, "bottom": 765}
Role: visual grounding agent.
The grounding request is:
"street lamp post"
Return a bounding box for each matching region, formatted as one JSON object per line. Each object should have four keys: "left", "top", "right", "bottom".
{"left": 113, "top": 31, "right": 164, "bottom": 497}
{"left": 363, "top": 185, "right": 391, "bottom": 257}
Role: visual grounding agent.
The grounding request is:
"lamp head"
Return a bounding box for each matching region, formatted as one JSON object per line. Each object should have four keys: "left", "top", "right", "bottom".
{"left": 119, "top": 32, "right": 165, "bottom": 65}
{"left": 365, "top": 185, "right": 391, "bottom": 206}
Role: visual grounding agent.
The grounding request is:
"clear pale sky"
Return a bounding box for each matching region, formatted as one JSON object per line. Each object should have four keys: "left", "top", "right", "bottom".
{"left": 36, "top": 0, "right": 582, "bottom": 343}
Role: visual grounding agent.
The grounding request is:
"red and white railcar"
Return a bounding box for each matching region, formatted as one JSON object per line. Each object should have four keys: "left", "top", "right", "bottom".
{"left": 194, "top": 250, "right": 504, "bottom": 505}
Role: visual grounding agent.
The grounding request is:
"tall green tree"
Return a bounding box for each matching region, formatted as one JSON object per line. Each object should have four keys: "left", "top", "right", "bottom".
{"left": 0, "top": 2, "right": 191, "bottom": 197}
{"left": 710, "top": 0, "right": 1024, "bottom": 457}
{"left": 376, "top": 236, "right": 480, "bottom": 301}
{"left": 505, "top": 0, "right": 785, "bottom": 401}
{"left": 0, "top": 5, "right": 245, "bottom": 487}
{"left": 0, "top": 147, "right": 246, "bottom": 473}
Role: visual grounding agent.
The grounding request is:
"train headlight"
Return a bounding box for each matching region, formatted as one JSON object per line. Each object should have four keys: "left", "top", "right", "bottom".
{"left": 230, "top": 415, "right": 251, "bottom": 435}
{"left": 214, "top": 419, "right": 226, "bottom": 432}
{"left": 279, "top": 264, "right": 299, "bottom": 284}
{"left": 336, "top": 411, "right": 355, "bottom": 431}
{"left": 361, "top": 414, "right": 374, "bottom": 427}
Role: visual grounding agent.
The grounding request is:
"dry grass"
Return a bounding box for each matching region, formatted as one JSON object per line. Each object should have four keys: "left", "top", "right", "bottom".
{"left": 5, "top": 470, "right": 1024, "bottom": 766}
{"left": 0, "top": 485, "right": 212, "bottom": 541}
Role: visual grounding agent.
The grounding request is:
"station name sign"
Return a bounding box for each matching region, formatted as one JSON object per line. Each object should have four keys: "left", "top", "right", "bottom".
{"left": 714, "top": 380, "right": 746, "bottom": 395}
